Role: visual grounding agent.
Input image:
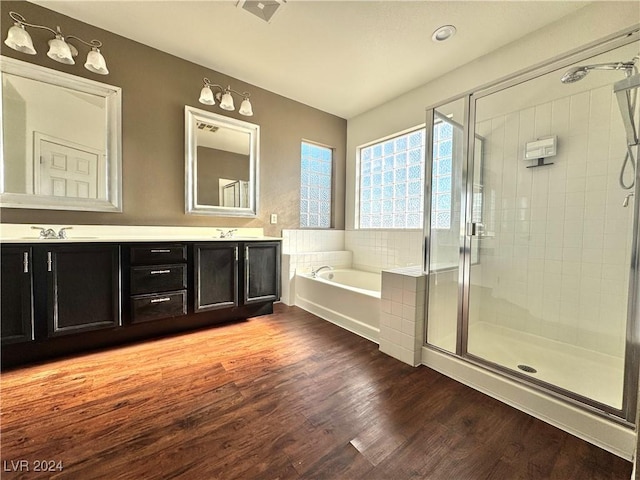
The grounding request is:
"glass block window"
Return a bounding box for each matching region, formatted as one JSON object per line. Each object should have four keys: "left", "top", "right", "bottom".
{"left": 358, "top": 129, "right": 425, "bottom": 229}
{"left": 300, "top": 141, "right": 333, "bottom": 228}
{"left": 431, "top": 121, "right": 454, "bottom": 229}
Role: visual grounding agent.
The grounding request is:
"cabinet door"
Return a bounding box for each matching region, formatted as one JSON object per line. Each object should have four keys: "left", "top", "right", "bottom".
{"left": 194, "top": 243, "right": 238, "bottom": 312}
{"left": 244, "top": 242, "right": 280, "bottom": 304}
{"left": 47, "top": 245, "right": 121, "bottom": 336}
{"left": 1, "top": 246, "right": 34, "bottom": 345}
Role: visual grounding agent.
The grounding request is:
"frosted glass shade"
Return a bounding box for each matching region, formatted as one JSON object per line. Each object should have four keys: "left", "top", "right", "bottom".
{"left": 239, "top": 98, "right": 253, "bottom": 116}
{"left": 4, "top": 24, "right": 36, "bottom": 55}
{"left": 47, "top": 36, "right": 74, "bottom": 65}
{"left": 219, "top": 91, "right": 235, "bottom": 111}
{"left": 84, "top": 48, "right": 109, "bottom": 75}
{"left": 199, "top": 86, "right": 215, "bottom": 105}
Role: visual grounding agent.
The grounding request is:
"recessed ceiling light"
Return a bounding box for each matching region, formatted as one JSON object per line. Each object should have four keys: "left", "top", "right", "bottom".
{"left": 432, "top": 25, "right": 457, "bottom": 42}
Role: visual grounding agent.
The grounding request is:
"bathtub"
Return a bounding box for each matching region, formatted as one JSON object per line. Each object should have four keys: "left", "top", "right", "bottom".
{"left": 295, "top": 269, "right": 380, "bottom": 343}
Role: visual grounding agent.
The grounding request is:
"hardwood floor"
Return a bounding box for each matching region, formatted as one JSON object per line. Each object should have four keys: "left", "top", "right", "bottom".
{"left": 1, "top": 304, "right": 632, "bottom": 479}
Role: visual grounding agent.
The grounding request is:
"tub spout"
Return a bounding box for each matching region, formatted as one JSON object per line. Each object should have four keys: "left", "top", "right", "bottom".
{"left": 311, "top": 265, "right": 333, "bottom": 278}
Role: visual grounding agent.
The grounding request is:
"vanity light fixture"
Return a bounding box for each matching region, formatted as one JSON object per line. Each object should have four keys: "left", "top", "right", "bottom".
{"left": 4, "top": 11, "right": 109, "bottom": 75}
{"left": 198, "top": 78, "right": 253, "bottom": 116}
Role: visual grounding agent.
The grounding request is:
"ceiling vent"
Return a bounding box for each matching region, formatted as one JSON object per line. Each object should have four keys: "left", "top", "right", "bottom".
{"left": 237, "top": 0, "right": 286, "bottom": 23}
{"left": 196, "top": 122, "right": 219, "bottom": 133}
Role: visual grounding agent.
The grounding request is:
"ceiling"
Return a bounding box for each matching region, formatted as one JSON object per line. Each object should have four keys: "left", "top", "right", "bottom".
{"left": 33, "top": 1, "right": 590, "bottom": 119}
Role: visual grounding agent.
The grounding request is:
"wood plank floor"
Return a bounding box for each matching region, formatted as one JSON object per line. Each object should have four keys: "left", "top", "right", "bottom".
{"left": 1, "top": 305, "right": 632, "bottom": 480}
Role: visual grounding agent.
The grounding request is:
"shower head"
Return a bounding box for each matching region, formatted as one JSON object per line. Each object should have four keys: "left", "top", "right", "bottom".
{"left": 561, "top": 67, "right": 589, "bottom": 83}
{"left": 560, "top": 61, "right": 637, "bottom": 84}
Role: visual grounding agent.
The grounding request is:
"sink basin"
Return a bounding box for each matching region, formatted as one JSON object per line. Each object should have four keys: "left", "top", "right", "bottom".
{"left": 215, "top": 236, "right": 259, "bottom": 240}
{"left": 16, "top": 236, "right": 99, "bottom": 240}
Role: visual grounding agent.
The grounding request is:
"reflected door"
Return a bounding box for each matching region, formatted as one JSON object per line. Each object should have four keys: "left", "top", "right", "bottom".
{"left": 36, "top": 137, "right": 101, "bottom": 199}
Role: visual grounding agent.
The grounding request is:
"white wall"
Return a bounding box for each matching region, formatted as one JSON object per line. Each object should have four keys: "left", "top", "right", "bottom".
{"left": 346, "top": 2, "right": 640, "bottom": 229}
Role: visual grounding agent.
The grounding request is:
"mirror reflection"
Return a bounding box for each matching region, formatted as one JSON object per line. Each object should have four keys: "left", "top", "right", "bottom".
{"left": 185, "top": 106, "right": 259, "bottom": 217}
{"left": 0, "top": 56, "right": 122, "bottom": 212}
{"left": 196, "top": 122, "right": 250, "bottom": 208}
{"left": 4, "top": 73, "right": 106, "bottom": 198}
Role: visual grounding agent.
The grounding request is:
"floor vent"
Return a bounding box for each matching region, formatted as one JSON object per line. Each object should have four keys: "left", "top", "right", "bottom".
{"left": 517, "top": 364, "right": 537, "bottom": 374}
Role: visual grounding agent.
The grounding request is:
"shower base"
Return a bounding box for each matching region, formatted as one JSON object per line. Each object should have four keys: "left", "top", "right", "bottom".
{"left": 466, "top": 321, "right": 624, "bottom": 409}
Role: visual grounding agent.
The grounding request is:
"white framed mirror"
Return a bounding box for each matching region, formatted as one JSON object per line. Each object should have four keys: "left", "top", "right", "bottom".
{"left": 185, "top": 105, "right": 259, "bottom": 217}
{"left": 0, "top": 56, "right": 122, "bottom": 212}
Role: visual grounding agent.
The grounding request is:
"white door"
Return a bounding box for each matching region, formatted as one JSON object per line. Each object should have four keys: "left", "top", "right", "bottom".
{"left": 36, "top": 137, "right": 100, "bottom": 198}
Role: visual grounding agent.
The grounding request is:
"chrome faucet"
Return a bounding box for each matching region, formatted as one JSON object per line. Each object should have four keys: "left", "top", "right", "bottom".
{"left": 216, "top": 228, "right": 238, "bottom": 239}
{"left": 57, "top": 227, "right": 73, "bottom": 239}
{"left": 31, "top": 226, "right": 73, "bottom": 239}
{"left": 623, "top": 192, "right": 634, "bottom": 207}
{"left": 311, "top": 265, "right": 333, "bottom": 278}
{"left": 31, "top": 226, "right": 58, "bottom": 239}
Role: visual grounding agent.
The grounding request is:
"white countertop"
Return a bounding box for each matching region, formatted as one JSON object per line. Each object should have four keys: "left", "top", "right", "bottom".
{"left": 0, "top": 224, "right": 281, "bottom": 243}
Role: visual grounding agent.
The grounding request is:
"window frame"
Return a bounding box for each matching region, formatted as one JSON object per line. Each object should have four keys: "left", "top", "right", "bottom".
{"left": 299, "top": 139, "right": 335, "bottom": 229}
{"left": 355, "top": 124, "right": 429, "bottom": 231}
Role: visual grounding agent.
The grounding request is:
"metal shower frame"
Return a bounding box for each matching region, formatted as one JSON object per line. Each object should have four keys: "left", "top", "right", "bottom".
{"left": 423, "top": 26, "right": 640, "bottom": 425}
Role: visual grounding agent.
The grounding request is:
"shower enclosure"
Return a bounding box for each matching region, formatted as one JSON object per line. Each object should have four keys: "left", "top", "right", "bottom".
{"left": 425, "top": 31, "right": 640, "bottom": 422}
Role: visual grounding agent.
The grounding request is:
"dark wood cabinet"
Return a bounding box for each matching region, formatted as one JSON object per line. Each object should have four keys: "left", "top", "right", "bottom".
{"left": 1, "top": 246, "right": 34, "bottom": 345}
{"left": 2, "top": 238, "right": 280, "bottom": 367}
{"left": 244, "top": 242, "right": 280, "bottom": 304}
{"left": 129, "top": 244, "right": 187, "bottom": 323}
{"left": 194, "top": 243, "right": 239, "bottom": 312}
{"left": 47, "top": 245, "right": 121, "bottom": 336}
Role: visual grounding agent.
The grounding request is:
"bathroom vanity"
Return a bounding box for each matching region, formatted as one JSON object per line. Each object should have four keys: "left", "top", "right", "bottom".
{"left": 0, "top": 229, "right": 280, "bottom": 368}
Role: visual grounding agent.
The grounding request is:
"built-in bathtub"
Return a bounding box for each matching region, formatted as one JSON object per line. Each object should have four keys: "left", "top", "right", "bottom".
{"left": 295, "top": 269, "right": 380, "bottom": 342}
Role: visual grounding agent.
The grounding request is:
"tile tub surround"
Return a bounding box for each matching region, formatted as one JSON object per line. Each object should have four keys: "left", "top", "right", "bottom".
{"left": 380, "top": 267, "right": 427, "bottom": 366}
{"left": 282, "top": 229, "right": 345, "bottom": 254}
{"left": 0, "top": 224, "right": 272, "bottom": 242}
{"left": 345, "top": 230, "right": 424, "bottom": 273}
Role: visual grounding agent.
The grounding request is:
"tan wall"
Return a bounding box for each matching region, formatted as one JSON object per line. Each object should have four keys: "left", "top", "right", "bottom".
{"left": 0, "top": 1, "right": 346, "bottom": 235}
{"left": 196, "top": 147, "right": 249, "bottom": 206}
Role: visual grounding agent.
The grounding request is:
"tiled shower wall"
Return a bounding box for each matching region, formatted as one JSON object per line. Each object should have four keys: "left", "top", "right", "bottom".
{"left": 474, "top": 84, "right": 634, "bottom": 357}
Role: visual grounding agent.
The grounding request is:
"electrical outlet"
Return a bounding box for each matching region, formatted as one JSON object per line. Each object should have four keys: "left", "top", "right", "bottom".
{"left": 270, "top": 213, "right": 278, "bottom": 224}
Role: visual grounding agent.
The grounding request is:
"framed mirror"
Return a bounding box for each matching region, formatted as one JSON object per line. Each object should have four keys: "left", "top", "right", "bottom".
{"left": 185, "top": 106, "right": 259, "bottom": 217}
{"left": 1, "top": 56, "right": 122, "bottom": 212}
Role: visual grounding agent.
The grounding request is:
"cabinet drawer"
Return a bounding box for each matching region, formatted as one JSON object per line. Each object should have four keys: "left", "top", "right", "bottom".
{"left": 131, "top": 291, "right": 187, "bottom": 323}
{"left": 130, "top": 245, "right": 186, "bottom": 265}
{"left": 130, "top": 264, "right": 187, "bottom": 295}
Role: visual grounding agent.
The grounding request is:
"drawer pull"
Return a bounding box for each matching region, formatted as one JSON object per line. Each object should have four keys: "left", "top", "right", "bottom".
{"left": 150, "top": 270, "right": 171, "bottom": 275}
{"left": 47, "top": 252, "right": 53, "bottom": 272}
{"left": 150, "top": 249, "right": 171, "bottom": 253}
{"left": 23, "top": 252, "right": 29, "bottom": 273}
{"left": 150, "top": 297, "right": 171, "bottom": 304}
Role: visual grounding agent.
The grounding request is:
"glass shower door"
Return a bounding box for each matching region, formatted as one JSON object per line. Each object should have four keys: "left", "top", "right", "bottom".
{"left": 464, "top": 42, "right": 639, "bottom": 411}
{"left": 425, "top": 97, "right": 468, "bottom": 354}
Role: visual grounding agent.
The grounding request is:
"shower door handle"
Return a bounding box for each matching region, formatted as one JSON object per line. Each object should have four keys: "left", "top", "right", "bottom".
{"left": 467, "top": 222, "right": 484, "bottom": 236}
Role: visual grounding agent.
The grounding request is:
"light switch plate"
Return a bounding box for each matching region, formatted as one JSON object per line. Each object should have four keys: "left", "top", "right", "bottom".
{"left": 270, "top": 213, "right": 278, "bottom": 224}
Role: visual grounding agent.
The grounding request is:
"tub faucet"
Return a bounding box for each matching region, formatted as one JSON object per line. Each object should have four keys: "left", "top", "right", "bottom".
{"left": 311, "top": 265, "right": 333, "bottom": 278}
{"left": 623, "top": 192, "right": 634, "bottom": 207}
